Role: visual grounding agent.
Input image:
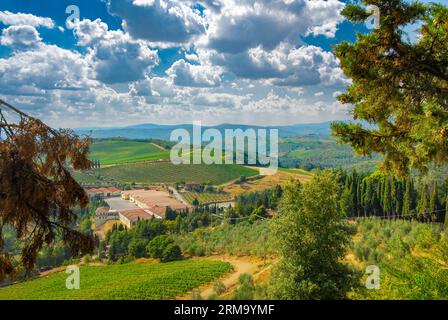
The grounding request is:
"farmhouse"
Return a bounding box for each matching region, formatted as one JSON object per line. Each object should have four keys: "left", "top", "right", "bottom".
{"left": 121, "top": 189, "right": 188, "bottom": 212}
{"left": 118, "top": 208, "right": 153, "bottom": 228}
{"left": 94, "top": 207, "right": 119, "bottom": 227}
{"left": 94, "top": 189, "right": 188, "bottom": 236}
{"left": 86, "top": 187, "right": 121, "bottom": 198}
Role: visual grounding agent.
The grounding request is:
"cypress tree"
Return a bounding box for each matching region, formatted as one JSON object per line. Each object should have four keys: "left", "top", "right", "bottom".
{"left": 429, "top": 183, "right": 440, "bottom": 221}
{"left": 402, "top": 177, "right": 411, "bottom": 217}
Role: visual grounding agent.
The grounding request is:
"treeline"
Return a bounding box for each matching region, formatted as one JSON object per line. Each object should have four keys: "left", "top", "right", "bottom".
{"left": 339, "top": 170, "right": 447, "bottom": 222}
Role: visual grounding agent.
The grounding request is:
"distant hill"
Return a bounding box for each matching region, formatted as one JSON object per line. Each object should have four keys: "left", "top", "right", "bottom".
{"left": 75, "top": 122, "right": 333, "bottom": 140}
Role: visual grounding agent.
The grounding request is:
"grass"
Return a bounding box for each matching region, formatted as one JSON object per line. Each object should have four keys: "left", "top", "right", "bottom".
{"left": 279, "top": 168, "right": 313, "bottom": 176}
{"left": 182, "top": 191, "right": 234, "bottom": 205}
{"left": 224, "top": 170, "right": 312, "bottom": 197}
{"left": 0, "top": 259, "right": 232, "bottom": 300}
{"left": 92, "top": 162, "right": 258, "bottom": 185}
{"left": 90, "top": 140, "right": 170, "bottom": 165}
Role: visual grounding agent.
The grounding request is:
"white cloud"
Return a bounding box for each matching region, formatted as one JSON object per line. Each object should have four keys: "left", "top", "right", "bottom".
{"left": 74, "top": 19, "right": 159, "bottom": 84}
{"left": 1, "top": 25, "right": 42, "bottom": 49}
{"left": 200, "top": 43, "right": 348, "bottom": 87}
{"left": 106, "top": 0, "right": 206, "bottom": 44}
{"left": 166, "top": 59, "right": 222, "bottom": 87}
{"left": 203, "top": 0, "right": 345, "bottom": 53}
{"left": 0, "top": 11, "right": 55, "bottom": 28}
{"left": 0, "top": 43, "right": 96, "bottom": 96}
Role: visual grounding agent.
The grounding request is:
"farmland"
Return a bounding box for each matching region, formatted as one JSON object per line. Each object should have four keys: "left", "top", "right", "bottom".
{"left": 0, "top": 259, "right": 232, "bottom": 300}
{"left": 86, "top": 162, "right": 258, "bottom": 185}
{"left": 182, "top": 191, "right": 234, "bottom": 205}
{"left": 224, "top": 170, "right": 312, "bottom": 197}
{"left": 279, "top": 136, "right": 380, "bottom": 171}
{"left": 90, "top": 139, "right": 170, "bottom": 165}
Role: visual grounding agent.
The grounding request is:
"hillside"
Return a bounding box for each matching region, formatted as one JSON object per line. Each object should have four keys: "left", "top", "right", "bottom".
{"left": 279, "top": 136, "right": 380, "bottom": 171}
{"left": 75, "top": 122, "right": 333, "bottom": 140}
{"left": 90, "top": 139, "right": 170, "bottom": 165}
{"left": 78, "top": 162, "right": 259, "bottom": 185}
{"left": 0, "top": 260, "right": 232, "bottom": 300}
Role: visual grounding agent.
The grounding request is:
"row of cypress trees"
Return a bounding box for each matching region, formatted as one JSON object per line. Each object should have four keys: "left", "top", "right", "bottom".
{"left": 339, "top": 170, "right": 447, "bottom": 223}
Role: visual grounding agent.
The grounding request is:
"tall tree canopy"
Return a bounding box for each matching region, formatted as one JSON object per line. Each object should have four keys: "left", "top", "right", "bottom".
{"left": 0, "top": 99, "right": 94, "bottom": 280}
{"left": 331, "top": 0, "right": 448, "bottom": 175}
{"left": 268, "top": 172, "right": 355, "bottom": 299}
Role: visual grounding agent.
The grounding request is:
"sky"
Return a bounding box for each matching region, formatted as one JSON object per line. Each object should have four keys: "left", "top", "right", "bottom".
{"left": 0, "top": 0, "right": 443, "bottom": 128}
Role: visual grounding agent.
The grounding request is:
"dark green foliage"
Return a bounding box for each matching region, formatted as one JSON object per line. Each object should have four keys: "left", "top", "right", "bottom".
{"left": 128, "top": 239, "right": 148, "bottom": 259}
{"left": 269, "top": 171, "right": 357, "bottom": 300}
{"left": 339, "top": 170, "right": 447, "bottom": 222}
{"left": 160, "top": 243, "right": 182, "bottom": 262}
{"left": 147, "top": 235, "right": 173, "bottom": 259}
{"left": 332, "top": 1, "right": 448, "bottom": 175}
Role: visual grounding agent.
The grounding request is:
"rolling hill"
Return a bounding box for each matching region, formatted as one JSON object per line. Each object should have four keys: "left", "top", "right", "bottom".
{"left": 89, "top": 139, "right": 170, "bottom": 165}
{"left": 77, "top": 161, "right": 259, "bottom": 185}
{"left": 75, "top": 122, "right": 333, "bottom": 140}
{"left": 0, "top": 260, "right": 232, "bottom": 300}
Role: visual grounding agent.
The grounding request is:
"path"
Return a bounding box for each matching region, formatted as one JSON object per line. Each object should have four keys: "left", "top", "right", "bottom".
{"left": 177, "top": 256, "right": 272, "bottom": 300}
{"left": 150, "top": 142, "right": 168, "bottom": 151}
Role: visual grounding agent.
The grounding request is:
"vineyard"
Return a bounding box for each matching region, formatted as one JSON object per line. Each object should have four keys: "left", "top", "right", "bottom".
{"left": 89, "top": 139, "right": 170, "bottom": 165}
{"left": 182, "top": 191, "right": 234, "bottom": 205}
{"left": 0, "top": 260, "right": 232, "bottom": 300}
{"left": 93, "top": 162, "right": 258, "bottom": 185}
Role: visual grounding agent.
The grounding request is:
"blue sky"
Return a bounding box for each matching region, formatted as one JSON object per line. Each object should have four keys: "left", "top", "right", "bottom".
{"left": 0, "top": 0, "right": 444, "bottom": 128}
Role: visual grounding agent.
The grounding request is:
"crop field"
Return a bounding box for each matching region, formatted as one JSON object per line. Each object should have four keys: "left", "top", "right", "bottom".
{"left": 90, "top": 139, "right": 170, "bottom": 165}
{"left": 182, "top": 191, "right": 234, "bottom": 205}
{"left": 224, "top": 170, "right": 312, "bottom": 197}
{"left": 0, "top": 260, "right": 232, "bottom": 300}
{"left": 278, "top": 168, "right": 313, "bottom": 176}
{"left": 93, "top": 162, "right": 258, "bottom": 185}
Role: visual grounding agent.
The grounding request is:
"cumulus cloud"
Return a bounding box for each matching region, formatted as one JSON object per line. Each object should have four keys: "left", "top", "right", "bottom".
{"left": 201, "top": 43, "right": 348, "bottom": 87}
{"left": 129, "top": 77, "right": 153, "bottom": 96}
{"left": 106, "top": 0, "right": 206, "bottom": 44}
{"left": 203, "top": 0, "right": 344, "bottom": 54}
{"left": 0, "top": 25, "right": 42, "bottom": 49}
{"left": 0, "top": 44, "right": 96, "bottom": 96}
{"left": 74, "top": 19, "right": 159, "bottom": 84}
{"left": 0, "top": 11, "right": 55, "bottom": 28}
{"left": 166, "top": 59, "right": 222, "bottom": 87}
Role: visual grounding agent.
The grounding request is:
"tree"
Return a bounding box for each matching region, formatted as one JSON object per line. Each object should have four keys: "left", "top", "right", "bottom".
{"left": 146, "top": 235, "right": 173, "bottom": 259}
{"left": 445, "top": 194, "right": 448, "bottom": 226}
{"left": 160, "top": 243, "right": 182, "bottom": 262}
{"left": 0, "top": 99, "right": 94, "bottom": 280}
{"left": 269, "top": 171, "right": 356, "bottom": 299}
{"left": 128, "top": 239, "right": 148, "bottom": 259}
{"left": 331, "top": 1, "right": 448, "bottom": 175}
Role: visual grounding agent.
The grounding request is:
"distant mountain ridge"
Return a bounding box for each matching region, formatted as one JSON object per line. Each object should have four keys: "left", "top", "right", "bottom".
{"left": 75, "top": 122, "right": 334, "bottom": 140}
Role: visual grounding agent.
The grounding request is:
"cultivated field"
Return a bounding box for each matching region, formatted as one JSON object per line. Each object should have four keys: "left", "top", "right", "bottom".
{"left": 0, "top": 260, "right": 232, "bottom": 300}
{"left": 182, "top": 191, "right": 234, "bottom": 205}
{"left": 224, "top": 170, "right": 312, "bottom": 197}
{"left": 90, "top": 139, "right": 170, "bottom": 165}
{"left": 93, "top": 162, "right": 258, "bottom": 185}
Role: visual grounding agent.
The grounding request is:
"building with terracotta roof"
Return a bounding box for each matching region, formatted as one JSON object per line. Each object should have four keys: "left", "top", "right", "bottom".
{"left": 94, "top": 207, "right": 119, "bottom": 227}
{"left": 118, "top": 208, "right": 153, "bottom": 228}
{"left": 121, "top": 189, "right": 188, "bottom": 212}
{"left": 86, "top": 187, "right": 121, "bottom": 198}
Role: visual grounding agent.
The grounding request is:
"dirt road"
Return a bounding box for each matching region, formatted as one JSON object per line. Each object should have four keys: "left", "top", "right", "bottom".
{"left": 177, "top": 256, "right": 273, "bottom": 300}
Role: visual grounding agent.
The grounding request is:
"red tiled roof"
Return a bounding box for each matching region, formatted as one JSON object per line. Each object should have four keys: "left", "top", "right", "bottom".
{"left": 118, "top": 209, "right": 152, "bottom": 222}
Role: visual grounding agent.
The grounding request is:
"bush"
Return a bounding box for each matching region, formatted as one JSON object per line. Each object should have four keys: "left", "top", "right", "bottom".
{"left": 147, "top": 235, "right": 173, "bottom": 259}
{"left": 128, "top": 239, "right": 148, "bottom": 259}
{"left": 161, "top": 244, "right": 182, "bottom": 262}
{"left": 232, "top": 274, "right": 255, "bottom": 300}
{"left": 213, "top": 281, "right": 226, "bottom": 295}
{"left": 147, "top": 235, "right": 183, "bottom": 262}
